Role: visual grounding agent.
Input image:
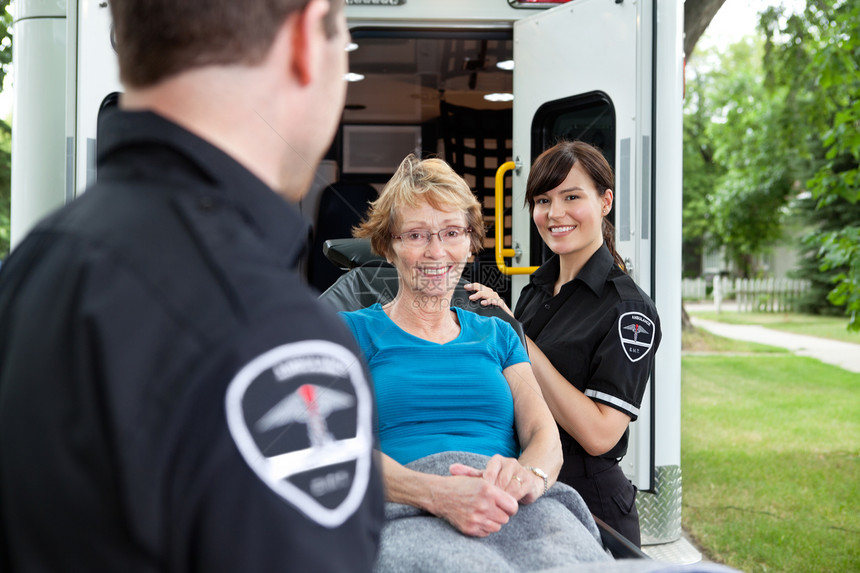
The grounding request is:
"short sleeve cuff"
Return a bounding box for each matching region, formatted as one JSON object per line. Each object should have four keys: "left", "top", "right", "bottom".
{"left": 584, "top": 389, "right": 639, "bottom": 419}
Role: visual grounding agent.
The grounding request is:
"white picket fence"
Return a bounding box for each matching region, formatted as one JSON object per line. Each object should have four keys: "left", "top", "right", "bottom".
{"left": 682, "top": 277, "right": 811, "bottom": 313}
{"left": 681, "top": 277, "right": 712, "bottom": 300}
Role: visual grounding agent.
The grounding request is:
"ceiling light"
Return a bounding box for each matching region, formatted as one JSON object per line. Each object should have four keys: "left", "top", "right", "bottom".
{"left": 344, "top": 73, "right": 365, "bottom": 82}
{"left": 345, "top": 42, "right": 359, "bottom": 52}
{"left": 496, "top": 60, "right": 515, "bottom": 71}
{"left": 484, "top": 93, "right": 514, "bottom": 102}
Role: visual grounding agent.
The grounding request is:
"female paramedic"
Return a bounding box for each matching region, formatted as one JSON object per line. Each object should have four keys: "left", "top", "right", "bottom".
{"left": 466, "top": 140, "right": 661, "bottom": 546}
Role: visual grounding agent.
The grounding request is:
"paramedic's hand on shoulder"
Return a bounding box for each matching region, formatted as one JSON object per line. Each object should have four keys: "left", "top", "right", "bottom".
{"left": 465, "top": 283, "right": 514, "bottom": 318}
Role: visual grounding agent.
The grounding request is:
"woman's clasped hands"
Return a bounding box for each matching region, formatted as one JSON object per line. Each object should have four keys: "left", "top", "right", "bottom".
{"left": 434, "top": 454, "right": 545, "bottom": 537}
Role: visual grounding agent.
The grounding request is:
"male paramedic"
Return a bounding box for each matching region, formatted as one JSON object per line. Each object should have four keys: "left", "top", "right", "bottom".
{"left": 0, "top": 0, "right": 384, "bottom": 571}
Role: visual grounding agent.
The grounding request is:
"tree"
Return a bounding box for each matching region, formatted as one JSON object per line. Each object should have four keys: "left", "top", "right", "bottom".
{"left": 682, "top": 49, "right": 726, "bottom": 277}
{"left": 682, "top": 0, "right": 858, "bottom": 278}
{"left": 740, "top": 0, "right": 860, "bottom": 327}
{"left": 688, "top": 37, "right": 799, "bottom": 278}
{"left": 790, "top": 192, "right": 860, "bottom": 316}
{"left": 797, "top": 0, "right": 860, "bottom": 328}
{"left": 684, "top": 0, "right": 728, "bottom": 59}
{"left": 0, "top": 0, "right": 10, "bottom": 259}
{"left": 690, "top": 0, "right": 859, "bottom": 325}
{"left": 0, "top": 0, "right": 9, "bottom": 88}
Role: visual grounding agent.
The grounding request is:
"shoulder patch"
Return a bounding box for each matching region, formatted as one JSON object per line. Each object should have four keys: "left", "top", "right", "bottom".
{"left": 225, "top": 340, "right": 373, "bottom": 528}
{"left": 617, "top": 311, "right": 656, "bottom": 363}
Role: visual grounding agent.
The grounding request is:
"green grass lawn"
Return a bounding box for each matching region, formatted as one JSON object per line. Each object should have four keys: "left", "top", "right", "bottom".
{"left": 688, "top": 309, "right": 860, "bottom": 344}
{"left": 682, "top": 338, "right": 860, "bottom": 572}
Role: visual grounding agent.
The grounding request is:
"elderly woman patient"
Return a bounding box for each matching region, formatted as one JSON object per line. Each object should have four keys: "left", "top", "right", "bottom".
{"left": 338, "top": 155, "right": 614, "bottom": 571}
{"left": 340, "top": 154, "right": 561, "bottom": 535}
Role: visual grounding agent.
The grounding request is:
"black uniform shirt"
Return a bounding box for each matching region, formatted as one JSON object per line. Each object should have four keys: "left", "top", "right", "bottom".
{"left": 515, "top": 244, "right": 661, "bottom": 460}
{"left": 0, "top": 110, "right": 383, "bottom": 572}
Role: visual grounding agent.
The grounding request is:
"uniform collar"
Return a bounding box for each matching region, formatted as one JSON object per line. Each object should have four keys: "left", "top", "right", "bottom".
{"left": 97, "top": 108, "right": 311, "bottom": 264}
{"left": 530, "top": 244, "right": 615, "bottom": 297}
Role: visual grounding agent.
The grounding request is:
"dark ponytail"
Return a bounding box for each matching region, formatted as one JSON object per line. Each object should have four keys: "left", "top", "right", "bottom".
{"left": 602, "top": 218, "right": 625, "bottom": 271}
{"left": 526, "top": 140, "right": 626, "bottom": 273}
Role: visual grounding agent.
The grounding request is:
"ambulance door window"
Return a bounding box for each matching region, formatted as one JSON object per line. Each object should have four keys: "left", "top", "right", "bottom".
{"left": 87, "top": 92, "right": 121, "bottom": 187}
{"left": 97, "top": 92, "right": 120, "bottom": 142}
{"left": 529, "top": 92, "right": 615, "bottom": 265}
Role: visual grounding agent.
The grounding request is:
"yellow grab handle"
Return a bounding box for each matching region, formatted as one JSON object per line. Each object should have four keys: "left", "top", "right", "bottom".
{"left": 495, "top": 161, "right": 538, "bottom": 276}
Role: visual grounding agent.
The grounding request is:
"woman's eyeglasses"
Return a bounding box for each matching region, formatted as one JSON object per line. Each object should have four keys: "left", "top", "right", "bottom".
{"left": 392, "top": 226, "right": 472, "bottom": 247}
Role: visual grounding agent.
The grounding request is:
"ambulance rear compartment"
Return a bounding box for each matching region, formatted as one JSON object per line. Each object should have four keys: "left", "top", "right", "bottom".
{"left": 306, "top": 29, "right": 615, "bottom": 302}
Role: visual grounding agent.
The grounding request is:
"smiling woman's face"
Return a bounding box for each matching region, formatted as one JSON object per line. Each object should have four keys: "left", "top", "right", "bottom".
{"left": 531, "top": 162, "right": 612, "bottom": 262}
{"left": 389, "top": 201, "right": 471, "bottom": 301}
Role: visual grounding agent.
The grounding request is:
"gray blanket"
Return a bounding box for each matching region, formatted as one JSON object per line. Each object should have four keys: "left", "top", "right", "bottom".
{"left": 374, "top": 451, "right": 613, "bottom": 573}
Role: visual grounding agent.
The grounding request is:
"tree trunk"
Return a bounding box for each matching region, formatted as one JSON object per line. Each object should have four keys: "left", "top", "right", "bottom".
{"left": 685, "top": 0, "right": 729, "bottom": 59}
{"left": 681, "top": 302, "right": 696, "bottom": 332}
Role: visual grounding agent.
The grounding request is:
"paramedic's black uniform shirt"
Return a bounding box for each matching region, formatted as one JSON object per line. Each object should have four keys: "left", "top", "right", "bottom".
{"left": 0, "top": 110, "right": 383, "bottom": 572}
{"left": 515, "top": 244, "right": 661, "bottom": 460}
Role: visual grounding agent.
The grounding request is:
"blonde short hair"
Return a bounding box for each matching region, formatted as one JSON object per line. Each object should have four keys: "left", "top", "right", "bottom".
{"left": 353, "top": 155, "right": 485, "bottom": 260}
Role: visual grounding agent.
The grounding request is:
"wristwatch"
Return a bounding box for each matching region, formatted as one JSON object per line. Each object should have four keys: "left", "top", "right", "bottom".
{"left": 524, "top": 466, "right": 548, "bottom": 496}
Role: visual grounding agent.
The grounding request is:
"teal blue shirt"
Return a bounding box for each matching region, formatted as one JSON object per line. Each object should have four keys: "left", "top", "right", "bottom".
{"left": 340, "top": 304, "right": 530, "bottom": 465}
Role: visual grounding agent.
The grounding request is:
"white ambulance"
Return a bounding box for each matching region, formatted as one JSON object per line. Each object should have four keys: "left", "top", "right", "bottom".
{"left": 11, "top": 0, "right": 686, "bottom": 557}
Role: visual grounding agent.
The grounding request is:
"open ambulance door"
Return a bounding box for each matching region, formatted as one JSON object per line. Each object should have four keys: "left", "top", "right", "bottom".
{"left": 510, "top": 0, "right": 655, "bottom": 493}
{"left": 71, "top": 0, "right": 122, "bottom": 198}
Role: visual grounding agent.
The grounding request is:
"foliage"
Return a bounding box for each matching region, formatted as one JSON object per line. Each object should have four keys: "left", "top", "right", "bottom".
{"left": 685, "top": 36, "right": 802, "bottom": 278}
{"left": 818, "top": 224, "right": 860, "bottom": 328}
{"left": 756, "top": 0, "right": 859, "bottom": 326}
{"left": 682, "top": 353, "right": 860, "bottom": 573}
{"left": 0, "top": 0, "right": 10, "bottom": 259}
{"left": 0, "top": 120, "right": 9, "bottom": 257}
{"left": 789, "top": 192, "right": 860, "bottom": 316}
{"left": 0, "top": 0, "right": 10, "bottom": 91}
{"left": 748, "top": 0, "right": 860, "bottom": 328}
{"left": 799, "top": 0, "right": 860, "bottom": 329}
{"left": 682, "top": 62, "right": 728, "bottom": 277}
{"left": 705, "top": 38, "right": 802, "bottom": 278}
{"left": 685, "top": 0, "right": 860, "bottom": 326}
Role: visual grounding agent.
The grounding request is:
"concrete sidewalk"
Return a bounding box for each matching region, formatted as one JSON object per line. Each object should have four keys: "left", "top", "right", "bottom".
{"left": 685, "top": 304, "right": 860, "bottom": 374}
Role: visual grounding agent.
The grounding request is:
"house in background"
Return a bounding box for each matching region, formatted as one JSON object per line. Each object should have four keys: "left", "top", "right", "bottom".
{"left": 701, "top": 240, "right": 800, "bottom": 280}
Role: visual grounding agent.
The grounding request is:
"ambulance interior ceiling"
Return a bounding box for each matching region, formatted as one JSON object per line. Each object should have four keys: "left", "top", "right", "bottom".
{"left": 310, "top": 33, "right": 516, "bottom": 295}
{"left": 343, "top": 34, "right": 514, "bottom": 127}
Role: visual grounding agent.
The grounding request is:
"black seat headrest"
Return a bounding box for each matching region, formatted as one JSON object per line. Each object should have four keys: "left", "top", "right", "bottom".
{"left": 319, "top": 261, "right": 526, "bottom": 346}
{"left": 322, "top": 238, "right": 379, "bottom": 270}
